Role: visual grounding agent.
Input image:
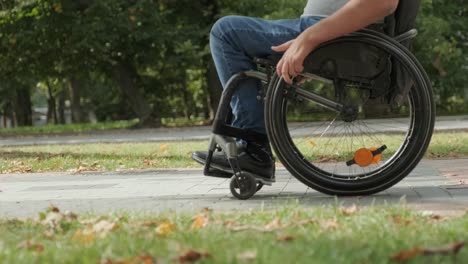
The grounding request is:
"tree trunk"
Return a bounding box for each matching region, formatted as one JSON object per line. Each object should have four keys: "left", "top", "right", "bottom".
{"left": 6, "top": 102, "right": 15, "bottom": 128}
{"left": 58, "top": 90, "right": 66, "bottom": 124}
{"left": 69, "top": 77, "right": 83, "bottom": 123}
{"left": 46, "top": 81, "right": 58, "bottom": 124}
{"left": 113, "top": 61, "right": 161, "bottom": 128}
{"left": 181, "top": 72, "right": 192, "bottom": 120}
{"left": 14, "top": 87, "right": 33, "bottom": 127}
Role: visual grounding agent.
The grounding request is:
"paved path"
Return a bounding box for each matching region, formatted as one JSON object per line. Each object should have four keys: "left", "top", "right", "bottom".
{"left": 1, "top": 159, "right": 467, "bottom": 218}
{"left": 1, "top": 115, "right": 467, "bottom": 146}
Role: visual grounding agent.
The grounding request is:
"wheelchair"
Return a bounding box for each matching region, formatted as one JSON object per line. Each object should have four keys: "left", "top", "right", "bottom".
{"left": 202, "top": 2, "right": 435, "bottom": 200}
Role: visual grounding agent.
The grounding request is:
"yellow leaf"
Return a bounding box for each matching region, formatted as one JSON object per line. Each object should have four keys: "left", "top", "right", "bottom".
{"left": 155, "top": 221, "right": 175, "bottom": 236}
{"left": 73, "top": 229, "right": 96, "bottom": 244}
{"left": 191, "top": 214, "right": 209, "bottom": 230}
{"left": 308, "top": 140, "right": 317, "bottom": 147}
{"left": 340, "top": 204, "right": 358, "bottom": 216}
{"left": 159, "top": 145, "right": 169, "bottom": 151}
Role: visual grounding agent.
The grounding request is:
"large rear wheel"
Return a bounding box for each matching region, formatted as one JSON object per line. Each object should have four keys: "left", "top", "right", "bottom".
{"left": 265, "top": 34, "right": 435, "bottom": 196}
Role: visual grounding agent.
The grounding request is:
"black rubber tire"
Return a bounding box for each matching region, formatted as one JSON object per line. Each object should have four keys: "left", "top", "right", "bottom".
{"left": 230, "top": 173, "right": 257, "bottom": 200}
{"left": 265, "top": 30, "right": 435, "bottom": 196}
{"left": 256, "top": 182, "right": 264, "bottom": 192}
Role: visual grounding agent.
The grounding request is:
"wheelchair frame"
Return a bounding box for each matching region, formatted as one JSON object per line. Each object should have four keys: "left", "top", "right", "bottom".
{"left": 203, "top": 28, "right": 434, "bottom": 200}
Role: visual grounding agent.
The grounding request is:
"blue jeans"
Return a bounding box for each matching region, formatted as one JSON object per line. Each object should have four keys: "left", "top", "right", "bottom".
{"left": 210, "top": 15, "right": 321, "bottom": 136}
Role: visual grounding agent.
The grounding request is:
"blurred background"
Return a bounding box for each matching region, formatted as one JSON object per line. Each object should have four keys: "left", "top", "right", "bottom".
{"left": 0, "top": 0, "right": 466, "bottom": 132}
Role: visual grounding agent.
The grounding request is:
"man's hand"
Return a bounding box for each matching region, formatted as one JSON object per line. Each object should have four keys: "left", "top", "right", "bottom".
{"left": 272, "top": 34, "right": 319, "bottom": 84}
{"left": 271, "top": 0, "right": 399, "bottom": 84}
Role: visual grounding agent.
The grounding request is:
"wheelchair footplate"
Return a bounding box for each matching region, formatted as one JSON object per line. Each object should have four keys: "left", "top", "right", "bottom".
{"left": 203, "top": 134, "right": 275, "bottom": 200}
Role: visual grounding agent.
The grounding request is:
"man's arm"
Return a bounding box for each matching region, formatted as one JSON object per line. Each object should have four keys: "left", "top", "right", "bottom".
{"left": 272, "top": 0, "right": 399, "bottom": 84}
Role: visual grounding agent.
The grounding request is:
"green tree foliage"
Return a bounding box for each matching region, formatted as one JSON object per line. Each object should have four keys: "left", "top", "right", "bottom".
{"left": 0, "top": 0, "right": 466, "bottom": 128}
{"left": 414, "top": 0, "right": 467, "bottom": 113}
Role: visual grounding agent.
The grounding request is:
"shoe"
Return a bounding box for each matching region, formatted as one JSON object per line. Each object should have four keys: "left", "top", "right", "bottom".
{"left": 192, "top": 150, "right": 232, "bottom": 173}
{"left": 192, "top": 142, "right": 275, "bottom": 180}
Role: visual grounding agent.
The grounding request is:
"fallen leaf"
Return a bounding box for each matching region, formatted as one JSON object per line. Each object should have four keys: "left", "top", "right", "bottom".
{"left": 191, "top": 214, "right": 209, "bottom": 230}
{"left": 320, "top": 219, "right": 339, "bottom": 230}
{"left": 390, "top": 241, "right": 465, "bottom": 262}
{"left": 137, "top": 220, "right": 160, "bottom": 227}
{"left": 222, "top": 218, "right": 238, "bottom": 227}
{"left": 390, "top": 247, "right": 423, "bottom": 261}
{"left": 178, "top": 250, "right": 210, "bottom": 263}
{"left": 44, "top": 229, "right": 55, "bottom": 240}
{"left": 237, "top": 250, "right": 257, "bottom": 261}
{"left": 229, "top": 217, "right": 315, "bottom": 232}
{"left": 42, "top": 211, "right": 64, "bottom": 230}
{"left": 101, "top": 253, "right": 157, "bottom": 264}
{"left": 92, "top": 220, "right": 119, "bottom": 237}
{"left": 317, "top": 156, "right": 338, "bottom": 163}
{"left": 308, "top": 141, "right": 317, "bottom": 147}
{"left": 159, "top": 145, "right": 169, "bottom": 152}
{"left": 423, "top": 241, "right": 465, "bottom": 256}
{"left": 264, "top": 217, "right": 282, "bottom": 230}
{"left": 73, "top": 229, "right": 96, "bottom": 244}
{"left": 17, "top": 240, "right": 44, "bottom": 253}
{"left": 201, "top": 207, "right": 213, "bottom": 213}
{"left": 143, "top": 159, "right": 155, "bottom": 166}
{"left": 64, "top": 210, "right": 78, "bottom": 220}
{"left": 9, "top": 160, "right": 33, "bottom": 173}
{"left": 47, "top": 205, "right": 60, "bottom": 213}
{"left": 390, "top": 215, "right": 412, "bottom": 226}
{"left": 73, "top": 219, "right": 119, "bottom": 244}
{"left": 340, "top": 204, "right": 358, "bottom": 216}
{"left": 155, "top": 221, "right": 175, "bottom": 237}
{"left": 291, "top": 210, "right": 302, "bottom": 222}
{"left": 277, "top": 235, "right": 295, "bottom": 242}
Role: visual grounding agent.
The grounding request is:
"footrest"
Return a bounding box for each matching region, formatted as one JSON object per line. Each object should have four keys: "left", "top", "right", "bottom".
{"left": 245, "top": 172, "right": 275, "bottom": 186}
{"left": 204, "top": 168, "right": 232, "bottom": 179}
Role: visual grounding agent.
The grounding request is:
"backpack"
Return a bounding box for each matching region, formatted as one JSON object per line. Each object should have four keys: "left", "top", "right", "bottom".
{"left": 301, "top": 0, "right": 422, "bottom": 107}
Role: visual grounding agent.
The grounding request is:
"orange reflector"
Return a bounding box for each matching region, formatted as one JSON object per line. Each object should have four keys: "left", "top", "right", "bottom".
{"left": 369, "top": 147, "right": 382, "bottom": 164}
{"left": 354, "top": 148, "right": 374, "bottom": 167}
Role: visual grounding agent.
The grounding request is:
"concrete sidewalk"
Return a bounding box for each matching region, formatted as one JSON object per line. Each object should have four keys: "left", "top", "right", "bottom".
{"left": 1, "top": 159, "right": 467, "bottom": 218}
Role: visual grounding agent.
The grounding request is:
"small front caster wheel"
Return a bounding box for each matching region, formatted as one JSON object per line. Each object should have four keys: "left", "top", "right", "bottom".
{"left": 230, "top": 173, "right": 257, "bottom": 200}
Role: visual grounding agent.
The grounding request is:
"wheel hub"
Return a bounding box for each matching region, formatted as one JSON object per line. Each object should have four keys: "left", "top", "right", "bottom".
{"left": 340, "top": 105, "right": 358, "bottom": 122}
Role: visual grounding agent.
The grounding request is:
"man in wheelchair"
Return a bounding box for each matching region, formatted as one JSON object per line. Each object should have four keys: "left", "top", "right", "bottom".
{"left": 192, "top": 0, "right": 400, "bottom": 181}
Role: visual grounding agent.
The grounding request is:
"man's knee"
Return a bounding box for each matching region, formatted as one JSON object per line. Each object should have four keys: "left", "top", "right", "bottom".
{"left": 210, "top": 15, "right": 246, "bottom": 39}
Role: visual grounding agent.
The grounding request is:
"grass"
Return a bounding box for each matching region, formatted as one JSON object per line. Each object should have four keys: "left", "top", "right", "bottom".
{"left": 0, "top": 205, "right": 466, "bottom": 263}
{"left": 0, "top": 131, "right": 467, "bottom": 174}
{"left": 0, "top": 120, "right": 139, "bottom": 136}
{"left": 0, "top": 118, "right": 210, "bottom": 136}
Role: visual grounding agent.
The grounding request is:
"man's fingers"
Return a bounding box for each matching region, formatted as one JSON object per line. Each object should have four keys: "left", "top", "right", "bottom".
{"left": 282, "top": 62, "right": 292, "bottom": 84}
{"left": 295, "top": 63, "right": 304, "bottom": 74}
{"left": 276, "top": 59, "right": 284, "bottom": 76}
{"left": 271, "top": 40, "right": 293, "bottom": 52}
